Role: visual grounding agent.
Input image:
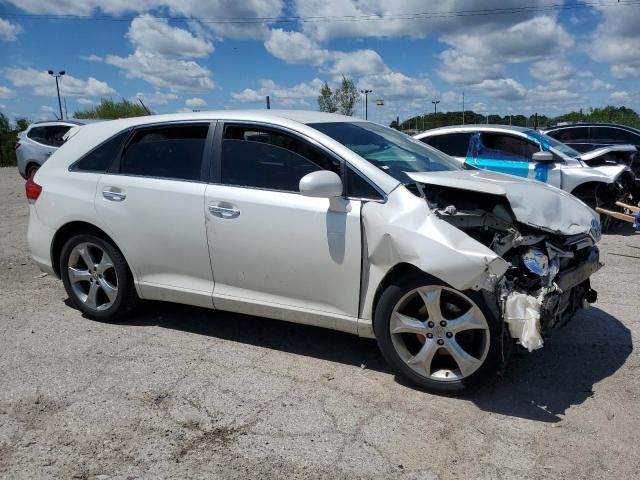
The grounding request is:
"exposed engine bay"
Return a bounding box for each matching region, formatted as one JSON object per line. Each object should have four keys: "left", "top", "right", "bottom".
{"left": 417, "top": 183, "right": 602, "bottom": 351}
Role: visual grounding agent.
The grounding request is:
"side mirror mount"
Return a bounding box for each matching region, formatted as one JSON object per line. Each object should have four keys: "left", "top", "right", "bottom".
{"left": 299, "top": 170, "right": 343, "bottom": 198}
{"left": 532, "top": 151, "right": 554, "bottom": 162}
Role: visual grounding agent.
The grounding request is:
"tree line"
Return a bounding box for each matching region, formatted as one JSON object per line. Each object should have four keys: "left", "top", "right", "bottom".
{"left": 396, "top": 106, "right": 640, "bottom": 131}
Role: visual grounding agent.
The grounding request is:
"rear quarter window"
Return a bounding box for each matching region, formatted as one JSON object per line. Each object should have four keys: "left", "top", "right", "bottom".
{"left": 27, "top": 125, "right": 72, "bottom": 147}
{"left": 72, "top": 130, "right": 130, "bottom": 173}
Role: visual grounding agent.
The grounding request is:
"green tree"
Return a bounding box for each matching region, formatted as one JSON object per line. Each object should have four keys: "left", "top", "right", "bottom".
{"left": 0, "top": 112, "right": 17, "bottom": 167}
{"left": 74, "top": 98, "right": 150, "bottom": 119}
{"left": 317, "top": 76, "right": 360, "bottom": 116}
{"left": 15, "top": 118, "right": 29, "bottom": 131}
{"left": 317, "top": 82, "right": 337, "bottom": 113}
{"left": 334, "top": 76, "right": 360, "bottom": 116}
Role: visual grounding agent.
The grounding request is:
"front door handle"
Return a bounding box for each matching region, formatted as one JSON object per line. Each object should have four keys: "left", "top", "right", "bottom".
{"left": 102, "top": 189, "right": 126, "bottom": 202}
{"left": 208, "top": 204, "right": 240, "bottom": 219}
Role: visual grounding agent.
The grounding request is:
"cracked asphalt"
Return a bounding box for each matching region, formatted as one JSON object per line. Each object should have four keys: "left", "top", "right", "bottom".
{"left": 1, "top": 167, "right": 639, "bottom": 479}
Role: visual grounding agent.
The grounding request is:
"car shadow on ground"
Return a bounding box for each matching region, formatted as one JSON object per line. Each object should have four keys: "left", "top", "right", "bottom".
{"left": 90, "top": 301, "right": 631, "bottom": 423}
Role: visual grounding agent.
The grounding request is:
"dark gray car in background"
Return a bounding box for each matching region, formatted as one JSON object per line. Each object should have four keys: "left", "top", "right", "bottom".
{"left": 541, "top": 123, "right": 640, "bottom": 177}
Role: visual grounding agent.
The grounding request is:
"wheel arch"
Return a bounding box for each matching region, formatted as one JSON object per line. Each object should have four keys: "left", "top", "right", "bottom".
{"left": 369, "top": 262, "right": 428, "bottom": 332}
{"left": 51, "top": 221, "right": 135, "bottom": 283}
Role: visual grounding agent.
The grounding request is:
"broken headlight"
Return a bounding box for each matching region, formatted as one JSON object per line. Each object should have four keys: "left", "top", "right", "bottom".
{"left": 521, "top": 247, "right": 560, "bottom": 286}
{"left": 589, "top": 218, "right": 602, "bottom": 243}
{"left": 522, "top": 248, "right": 549, "bottom": 277}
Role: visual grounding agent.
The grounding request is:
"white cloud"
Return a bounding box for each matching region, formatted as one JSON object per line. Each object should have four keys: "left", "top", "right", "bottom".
{"left": 470, "top": 78, "right": 527, "bottom": 101}
{"left": 590, "top": 3, "right": 640, "bottom": 78}
{"left": 232, "top": 78, "right": 324, "bottom": 105}
{"left": 0, "top": 85, "right": 15, "bottom": 98}
{"left": 294, "top": 0, "right": 554, "bottom": 41}
{"left": 329, "top": 50, "right": 388, "bottom": 76}
{"left": 76, "top": 98, "right": 94, "bottom": 105}
{"left": 185, "top": 97, "right": 207, "bottom": 108}
{"left": 134, "top": 91, "right": 179, "bottom": 107}
{"left": 358, "top": 72, "right": 436, "bottom": 101}
{"left": 529, "top": 59, "right": 574, "bottom": 82}
{"left": 0, "top": 18, "right": 21, "bottom": 41}
{"left": 443, "top": 16, "right": 573, "bottom": 65}
{"left": 5, "top": 67, "right": 115, "bottom": 97}
{"left": 40, "top": 105, "right": 55, "bottom": 112}
{"left": 105, "top": 51, "right": 214, "bottom": 92}
{"left": 608, "top": 91, "right": 631, "bottom": 104}
{"left": 127, "top": 15, "right": 214, "bottom": 58}
{"left": 265, "top": 29, "right": 388, "bottom": 76}
{"left": 92, "top": 16, "right": 214, "bottom": 93}
{"left": 265, "top": 29, "right": 330, "bottom": 65}
{"left": 5, "top": 0, "right": 284, "bottom": 40}
{"left": 438, "top": 49, "right": 502, "bottom": 85}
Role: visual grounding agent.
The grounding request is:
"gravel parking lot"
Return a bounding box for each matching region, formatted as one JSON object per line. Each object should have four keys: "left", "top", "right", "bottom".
{"left": 1, "top": 166, "right": 639, "bottom": 479}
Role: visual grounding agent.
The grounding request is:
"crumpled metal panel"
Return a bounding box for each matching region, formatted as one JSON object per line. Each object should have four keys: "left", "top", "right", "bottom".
{"left": 406, "top": 170, "right": 600, "bottom": 236}
{"left": 359, "top": 187, "right": 509, "bottom": 323}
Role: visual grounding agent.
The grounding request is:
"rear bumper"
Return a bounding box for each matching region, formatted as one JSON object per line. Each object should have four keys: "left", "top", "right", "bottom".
{"left": 27, "top": 205, "right": 56, "bottom": 277}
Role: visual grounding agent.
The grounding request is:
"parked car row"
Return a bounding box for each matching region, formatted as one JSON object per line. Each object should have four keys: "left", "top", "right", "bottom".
{"left": 26, "top": 111, "right": 604, "bottom": 393}
{"left": 415, "top": 125, "right": 639, "bottom": 213}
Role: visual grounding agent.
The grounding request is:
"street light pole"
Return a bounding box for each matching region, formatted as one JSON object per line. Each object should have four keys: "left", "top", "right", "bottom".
{"left": 360, "top": 89, "right": 372, "bottom": 120}
{"left": 48, "top": 70, "right": 65, "bottom": 120}
{"left": 431, "top": 99, "right": 440, "bottom": 115}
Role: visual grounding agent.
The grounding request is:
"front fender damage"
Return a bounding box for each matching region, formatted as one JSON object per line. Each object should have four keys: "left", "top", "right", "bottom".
{"left": 360, "top": 185, "right": 599, "bottom": 352}
{"left": 359, "top": 189, "right": 509, "bottom": 333}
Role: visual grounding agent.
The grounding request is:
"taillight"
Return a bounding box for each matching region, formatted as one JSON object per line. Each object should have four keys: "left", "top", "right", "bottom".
{"left": 25, "top": 176, "right": 42, "bottom": 202}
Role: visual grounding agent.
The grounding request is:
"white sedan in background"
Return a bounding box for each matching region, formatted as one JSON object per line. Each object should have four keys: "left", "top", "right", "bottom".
{"left": 26, "top": 111, "right": 602, "bottom": 393}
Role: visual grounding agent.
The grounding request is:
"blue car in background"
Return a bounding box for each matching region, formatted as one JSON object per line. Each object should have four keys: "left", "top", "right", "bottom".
{"left": 415, "top": 125, "right": 638, "bottom": 209}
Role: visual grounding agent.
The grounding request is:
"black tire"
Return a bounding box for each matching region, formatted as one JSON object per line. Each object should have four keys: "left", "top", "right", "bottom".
{"left": 60, "top": 233, "right": 139, "bottom": 321}
{"left": 572, "top": 186, "right": 598, "bottom": 209}
{"left": 374, "top": 273, "right": 504, "bottom": 393}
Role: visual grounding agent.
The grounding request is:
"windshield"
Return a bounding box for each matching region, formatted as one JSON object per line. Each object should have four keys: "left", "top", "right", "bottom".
{"left": 310, "top": 122, "right": 462, "bottom": 183}
{"left": 525, "top": 130, "right": 581, "bottom": 158}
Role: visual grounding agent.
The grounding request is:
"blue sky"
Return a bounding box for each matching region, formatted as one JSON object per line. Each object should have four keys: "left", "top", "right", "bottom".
{"left": 1, "top": 1, "right": 639, "bottom": 125}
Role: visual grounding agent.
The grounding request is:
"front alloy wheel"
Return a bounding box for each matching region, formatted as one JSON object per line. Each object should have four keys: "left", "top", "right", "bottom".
{"left": 375, "top": 274, "right": 502, "bottom": 393}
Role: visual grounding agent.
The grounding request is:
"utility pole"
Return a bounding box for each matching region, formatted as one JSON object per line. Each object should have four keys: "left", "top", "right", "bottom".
{"left": 431, "top": 99, "right": 440, "bottom": 115}
{"left": 266, "top": 95, "right": 271, "bottom": 110}
{"left": 360, "top": 89, "right": 372, "bottom": 120}
{"left": 48, "top": 70, "right": 65, "bottom": 120}
{"left": 462, "top": 91, "right": 465, "bottom": 124}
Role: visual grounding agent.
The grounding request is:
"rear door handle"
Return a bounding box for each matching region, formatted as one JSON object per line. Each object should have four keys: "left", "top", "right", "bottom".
{"left": 208, "top": 204, "right": 240, "bottom": 219}
{"left": 102, "top": 189, "right": 126, "bottom": 202}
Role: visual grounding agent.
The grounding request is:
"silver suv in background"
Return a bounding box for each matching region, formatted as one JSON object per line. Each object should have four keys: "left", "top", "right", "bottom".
{"left": 16, "top": 120, "right": 86, "bottom": 178}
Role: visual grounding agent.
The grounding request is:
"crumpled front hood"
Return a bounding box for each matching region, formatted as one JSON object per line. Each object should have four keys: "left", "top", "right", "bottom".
{"left": 579, "top": 144, "right": 637, "bottom": 161}
{"left": 406, "top": 169, "right": 599, "bottom": 236}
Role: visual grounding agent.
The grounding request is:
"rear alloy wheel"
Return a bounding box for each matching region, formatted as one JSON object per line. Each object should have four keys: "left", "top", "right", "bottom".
{"left": 60, "top": 234, "right": 138, "bottom": 321}
{"left": 374, "top": 274, "right": 502, "bottom": 393}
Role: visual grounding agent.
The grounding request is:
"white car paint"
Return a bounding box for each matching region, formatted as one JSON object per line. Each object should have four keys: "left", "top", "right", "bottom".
{"left": 27, "top": 110, "right": 600, "bottom": 342}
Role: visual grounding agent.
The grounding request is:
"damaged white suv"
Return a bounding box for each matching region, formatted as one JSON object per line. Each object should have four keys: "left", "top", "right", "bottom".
{"left": 27, "top": 111, "right": 602, "bottom": 393}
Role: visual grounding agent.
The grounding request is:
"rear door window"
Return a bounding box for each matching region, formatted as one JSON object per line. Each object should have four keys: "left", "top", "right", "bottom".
{"left": 591, "top": 126, "right": 640, "bottom": 144}
{"left": 422, "top": 132, "right": 472, "bottom": 157}
{"left": 548, "top": 127, "right": 589, "bottom": 143}
{"left": 119, "top": 124, "right": 209, "bottom": 181}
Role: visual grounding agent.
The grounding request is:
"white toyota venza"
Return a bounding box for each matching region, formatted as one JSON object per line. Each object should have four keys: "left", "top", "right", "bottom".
{"left": 27, "top": 111, "right": 603, "bottom": 393}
